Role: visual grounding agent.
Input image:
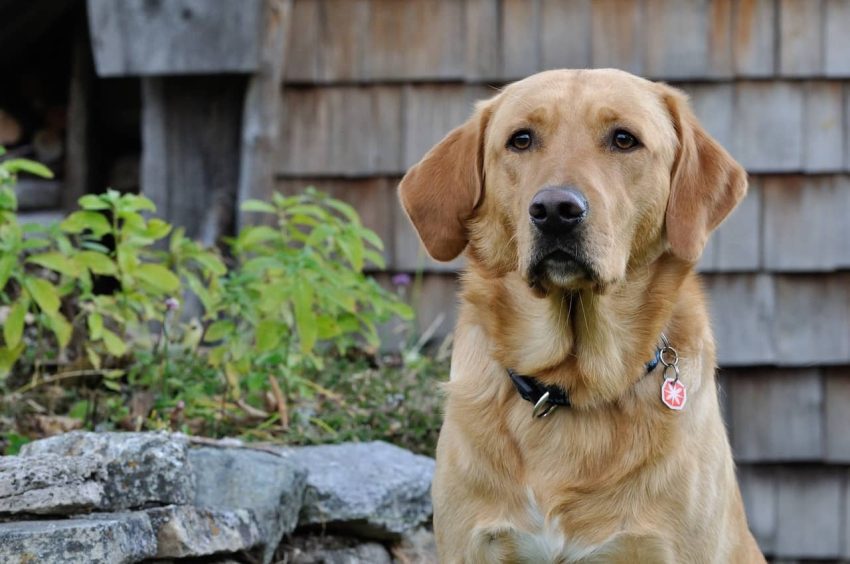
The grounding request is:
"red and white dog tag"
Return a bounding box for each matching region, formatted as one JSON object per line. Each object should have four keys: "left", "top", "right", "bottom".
{"left": 661, "top": 378, "right": 687, "bottom": 410}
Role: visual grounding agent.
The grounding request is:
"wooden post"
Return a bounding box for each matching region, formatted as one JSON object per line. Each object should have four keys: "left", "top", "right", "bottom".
{"left": 64, "top": 19, "right": 96, "bottom": 210}
{"left": 141, "top": 76, "right": 246, "bottom": 245}
{"left": 237, "top": 0, "right": 292, "bottom": 230}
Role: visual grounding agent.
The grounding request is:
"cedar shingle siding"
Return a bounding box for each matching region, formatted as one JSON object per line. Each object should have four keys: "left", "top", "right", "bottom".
{"left": 276, "top": 1, "right": 850, "bottom": 559}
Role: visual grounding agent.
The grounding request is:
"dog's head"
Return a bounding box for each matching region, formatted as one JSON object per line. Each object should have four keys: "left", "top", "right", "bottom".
{"left": 399, "top": 69, "right": 746, "bottom": 294}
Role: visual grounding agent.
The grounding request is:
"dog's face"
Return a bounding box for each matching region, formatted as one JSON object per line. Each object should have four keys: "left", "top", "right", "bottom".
{"left": 400, "top": 69, "right": 746, "bottom": 293}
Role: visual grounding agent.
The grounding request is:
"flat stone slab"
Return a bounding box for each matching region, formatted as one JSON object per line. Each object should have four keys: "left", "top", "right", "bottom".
{"left": 20, "top": 431, "right": 194, "bottom": 510}
{"left": 147, "top": 504, "right": 263, "bottom": 558}
{"left": 0, "top": 454, "right": 105, "bottom": 515}
{"left": 0, "top": 513, "right": 156, "bottom": 564}
{"left": 189, "top": 444, "right": 307, "bottom": 563}
{"left": 288, "top": 441, "right": 435, "bottom": 539}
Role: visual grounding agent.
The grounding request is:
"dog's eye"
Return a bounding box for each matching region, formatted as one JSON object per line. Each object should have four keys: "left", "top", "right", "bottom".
{"left": 612, "top": 129, "right": 640, "bottom": 151}
{"left": 507, "top": 130, "right": 534, "bottom": 151}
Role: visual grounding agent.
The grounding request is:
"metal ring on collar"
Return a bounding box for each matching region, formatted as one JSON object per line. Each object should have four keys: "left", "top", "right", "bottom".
{"left": 532, "top": 391, "right": 557, "bottom": 418}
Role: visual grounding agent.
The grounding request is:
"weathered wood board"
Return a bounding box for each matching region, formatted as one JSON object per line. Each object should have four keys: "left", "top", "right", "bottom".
{"left": 87, "top": 0, "right": 264, "bottom": 76}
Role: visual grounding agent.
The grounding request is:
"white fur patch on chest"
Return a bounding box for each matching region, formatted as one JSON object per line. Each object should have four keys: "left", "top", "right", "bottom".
{"left": 513, "top": 488, "right": 605, "bottom": 563}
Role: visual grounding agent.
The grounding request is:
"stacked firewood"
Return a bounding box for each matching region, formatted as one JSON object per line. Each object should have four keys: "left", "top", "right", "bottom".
{"left": 0, "top": 96, "right": 64, "bottom": 212}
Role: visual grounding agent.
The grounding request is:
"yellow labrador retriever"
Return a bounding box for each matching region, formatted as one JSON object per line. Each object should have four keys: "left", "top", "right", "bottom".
{"left": 399, "top": 69, "right": 765, "bottom": 563}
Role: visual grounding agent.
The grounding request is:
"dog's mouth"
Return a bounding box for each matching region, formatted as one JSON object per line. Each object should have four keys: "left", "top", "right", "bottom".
{"left": 527, "top": 248, "right": 597, "bottom": 294}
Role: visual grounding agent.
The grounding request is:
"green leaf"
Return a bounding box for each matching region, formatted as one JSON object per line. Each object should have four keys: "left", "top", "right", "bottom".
{"left": 363, "top": 249, "right": 386, "bottom": 269}
{"left": 3, "top": 432, "right": 30, "bottom": 455}
{"left": 4, "top": 300, "right": 27, "bottom": 348}
{"left": 135, "top": 264, "right": 180, "bottom": 294}
{"left": 0, "top": 187, "right": 17, "bottom": 211}
{"left": 144, "top": 218, "right": 172, "bottom": 240}
{"left": 359, "top": 227, "right": 384, "bottom": 251}
{"left": 2, "top": 158, "right": 53, "bottom": 178}
{"left": 205, "top": 320, "right": 235, "bottom": 342}
{"left": 316, "top": 316, "right": 341, "bottom": 339}
{"left": 60, "top": 211, "right": 111, "bottom": 237}
{"left": 45, "top": 311, "right": 72, "bottom": 348}
{"left": 241, "top": 256, "right": 279, "bottom": 274}
{"left": 326, "top": 198, "right": 361, "bottom": 224}
{"left": 23, "top": 277, "right": 60, "bottom": 313}
{"left": 27, "top": 252, "right": 80, "bottom": 277}
{"left": 255, "top": 319, "right": 283, "bottom": 352}
{"left": 240, "top": 200, "right": 276, "bottom": 213}
{"left": 287, "top": 204, "right": 327, "bottom": 219}
{"left": 224, "top": 363, "right": 242, "bottom": 399}
{"left": 75, "top": 251, "right": 117, "bottom": 275}
{"left": 78, "top": 195, "right": 111, "bottom": 210}
{"left": 102, "top": 379, "right": 122, "bottom": 392}
{"left": 120, "top": 194, "right": 156, "bottom": 212}
{"left": 304, "top": 224, "right": 334, "bottom": 248}
{"left": 116, "top": 247, "right": 138, "bottom": 276}
{"left": 87, "top": 312, "right": 103, "bottom": 339}
{"left": 68, "top": 400, "right": 89, "bottom": 420}
{"left": 21, "top": 238, "right": 51, "bottom": 251}
{"left": 338, "top": 237, "right": 364, "bottom": 271}
{"left": 293, "top": 281, "right": 317, "bottom": 354}
{"left": 208, "top": 344, "right": 227, "bottom": 366}
{"left": 239, "top": 226, "right": 279, "bottom": 248}
{"left": 190, "top": 252, "right": 227, "bottom": 276}
{"left": 85, "top": 346, "right": 101, "bottom": 369}
{"left": 258, "top": 284, "right": 289, "bottom": 311}
{"left": 102, "top": 329, "right": 127, "bottom": 357}
{"left": 80, "top": 241, "right": 111, "bottom": 253}
{"left": 0, "top": 343, "right": 24, "bottom": 380}
{"left": 185, "top": 274, "right": 215, "bottom": 313}
{"left": 0, "top": 254, "right": 16, "bottom": 291}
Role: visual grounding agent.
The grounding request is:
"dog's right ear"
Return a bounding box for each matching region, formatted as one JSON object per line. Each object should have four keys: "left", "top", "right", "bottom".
{"left": 398, "top": 102, "right": 493, "bottom": 262}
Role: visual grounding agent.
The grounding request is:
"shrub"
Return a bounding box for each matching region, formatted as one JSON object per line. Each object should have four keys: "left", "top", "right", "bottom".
{"left": 0, "top": 154, "right": 428, "bottom": 450}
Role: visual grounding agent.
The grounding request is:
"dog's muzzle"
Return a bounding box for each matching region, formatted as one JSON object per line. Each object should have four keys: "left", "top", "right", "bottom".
{"left": 527, "top": 186, "right": 594, "bottom": 287}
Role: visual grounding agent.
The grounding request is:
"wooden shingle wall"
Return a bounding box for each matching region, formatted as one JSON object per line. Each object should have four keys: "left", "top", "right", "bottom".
{"left": 276, "top": 1, "right": 850, "bottom": 558}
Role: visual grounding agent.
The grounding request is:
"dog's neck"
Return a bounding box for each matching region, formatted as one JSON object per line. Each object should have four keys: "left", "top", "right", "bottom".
{"left": 462, "top": 252, "right": 705, "bottom": 408}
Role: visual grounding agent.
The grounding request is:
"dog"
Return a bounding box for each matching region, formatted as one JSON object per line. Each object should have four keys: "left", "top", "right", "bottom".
{"left": 399, "top": 69, "right": 765, "bottom": 563}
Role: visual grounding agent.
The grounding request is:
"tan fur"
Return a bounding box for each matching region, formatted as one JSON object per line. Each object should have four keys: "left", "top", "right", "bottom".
{"left": 399, "top": 69, "right": 764, "bottom": 563}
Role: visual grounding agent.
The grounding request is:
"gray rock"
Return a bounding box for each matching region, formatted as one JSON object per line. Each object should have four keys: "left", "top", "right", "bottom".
{"left": 0, "top": 512, "right": 156, "bottom": 564}
{"left": 283, "top": 535, "right": 393, "bottom": 564}
{"left": 288, "top": 441, "right": 435, "bottom": 539}
{"left": 146, "top": 504, "right": 263, "bottom": 558}
{"left": 20, "top": 431, "right": 194, "bottom": 510}
{"left": 0, "top": 453, "right": 105, "bottom": 515}
{"left": 394, "top": 527, "right": 438, "bottom": 564}
{"left": 189, "top": 445, "right": 307, "bottom": 563}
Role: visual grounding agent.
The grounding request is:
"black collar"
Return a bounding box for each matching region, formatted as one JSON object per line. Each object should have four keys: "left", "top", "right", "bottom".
{"left": 508, "top": 346, "right": 662, "bottom": 418}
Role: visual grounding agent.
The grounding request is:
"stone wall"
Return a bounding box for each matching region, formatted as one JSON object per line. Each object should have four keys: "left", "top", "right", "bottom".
{"left": 0, "top": 432, "right": 435, "bottom": 564}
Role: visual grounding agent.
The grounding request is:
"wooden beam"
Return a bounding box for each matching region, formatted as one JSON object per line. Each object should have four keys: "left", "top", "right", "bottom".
{"left": 86, "top": 0, "right": 263, "bottom": 77}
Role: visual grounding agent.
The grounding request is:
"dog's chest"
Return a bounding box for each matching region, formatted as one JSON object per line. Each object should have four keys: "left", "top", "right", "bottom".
{"left": 508, "top": 490, "right": 607, "bottom": 563}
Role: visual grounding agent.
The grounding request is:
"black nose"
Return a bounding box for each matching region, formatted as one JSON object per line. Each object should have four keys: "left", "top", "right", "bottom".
{"left": 528, "top": 187, "right": 587, "bottom": 234}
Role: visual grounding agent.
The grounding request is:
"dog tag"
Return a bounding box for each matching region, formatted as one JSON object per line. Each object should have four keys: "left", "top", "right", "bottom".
{"left": 661, "top": 378, "right": 687, "bottom": 410}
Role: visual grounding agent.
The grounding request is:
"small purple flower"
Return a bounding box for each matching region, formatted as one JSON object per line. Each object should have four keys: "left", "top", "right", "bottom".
{"left": 165, "top": 297, "right": 180, "bottom": 311}
{"left": 392, "top": 273, "right": 412, "bottom": 287}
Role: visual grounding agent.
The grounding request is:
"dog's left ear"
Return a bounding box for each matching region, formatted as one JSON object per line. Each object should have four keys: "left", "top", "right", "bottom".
{"left": 661, "top": 86, "right": 748, "bottom": 262}
{"left": 398, "top": 101, "right": 493, "bottom": 262}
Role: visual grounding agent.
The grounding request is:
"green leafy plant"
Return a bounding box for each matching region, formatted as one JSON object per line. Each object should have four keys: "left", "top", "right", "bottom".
{"left": 0, "top": 162, "right": 421, "bottom": 447}
{"left": 0, "top": 147, "right": 56, "bottom": 376}
{"left": 207, "top": 190, "right": 412, "bottom": 397}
